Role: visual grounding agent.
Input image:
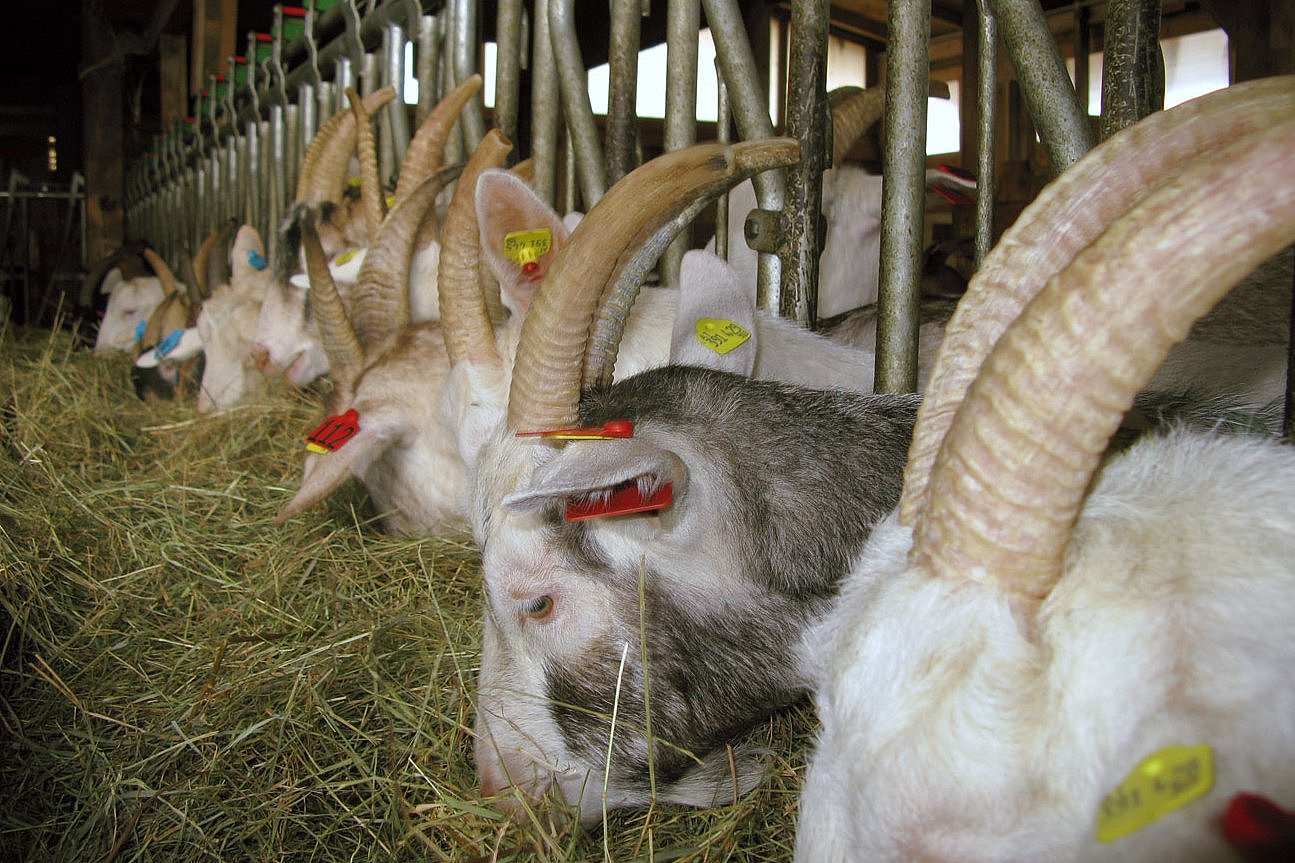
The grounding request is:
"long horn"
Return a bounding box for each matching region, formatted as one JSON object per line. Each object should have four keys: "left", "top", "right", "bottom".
{"left": 899, "top": 76, "right": 1295, "bottom": 529}
{"left": 302, "top": 214, "right": 364, "bottom": 401}
{"left": 296, "top": 86, "right": 396, "bottom": 206}
{"left": 828, "top": 80, "right": 948, "bottom": 167}
{"left": 908, "top": 86, "right": 1295, "bottom": 601}
{"left": 351, "top": 162, "right": 464, "bottom": 351}
{"left": 141, "top": 247, "right": 179, "bottom": 299}
{"left": 438, "top": 129, "right": 513, "bottom": 368}
{"left": 395, "top": 73, "right": 483, "bottom": 202}
{"left": 347, "top": 87, "right": 387, "bottom": 243}
{"left": 509, "top": 138, "right": 801, "bottom": 431}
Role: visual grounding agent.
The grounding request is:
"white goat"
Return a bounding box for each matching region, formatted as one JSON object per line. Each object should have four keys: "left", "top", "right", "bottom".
{"left": 93, "top": 265, "right": 165, "bottom": 355}
{"left": 795, "top": 77, "right": 1295, "bottom": 863}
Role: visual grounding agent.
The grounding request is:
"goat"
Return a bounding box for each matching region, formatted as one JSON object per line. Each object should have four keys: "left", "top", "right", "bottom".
{"left": 443, "top": 139, "right": 920, "bottom": 824}
{"left": 794, "top": 76, "right": 1295, "bottom": 863}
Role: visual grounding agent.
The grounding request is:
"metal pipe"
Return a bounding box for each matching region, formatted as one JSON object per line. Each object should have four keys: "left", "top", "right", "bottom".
{"left": 384, "top": 22, "right": 411, "bottom": 173}
{"left": 987, "top": 0, "right": 1094, "bottom": 174}
{"left": 450, "top": 0, "right": 485, "bottom": 150}
{"left": 714, "top": 57, "right": 730, "bottom": 261}
{"left": 530, "top": 0, "right": 561, "bottom": 204}
{"left": 549, "top": 0, "right": 607, "bottom": 208}
{"left": 1099, "top": 0, "right": 1164, "bottom": 141}
{"left": 416, "top": 14, "right": 441, "bottom": 126}
{"left": 606, "top": 0, "right": 643, "bottom": 186}
{"left": 875, "top": 0, "right": 930, "bottom": 394}
{"left": 778, "top": 0, "right": 829, "bottom": 326}
{"left": 974, "top": 0, "right": 998, "bottom": 267}
{"left": 661, "top": 0, "right": 700, "bottom": 287}
{"left": 703, "top": 0, "right": 785, "bottom": 310}
{"left": 495, "top": 0, "right": 524, "bottom": 158}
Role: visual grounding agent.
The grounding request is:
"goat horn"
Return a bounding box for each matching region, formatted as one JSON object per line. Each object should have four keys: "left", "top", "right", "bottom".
{"left": 141, "top": 247, "right": 179, "bottom": 300}
{"left": 510, "top": 138, "right": 800, "bottom": 431}
{"left": 908, "top": 82, "right": 1295, "bottom": 601}
{"left": 829, "top": 80, "right": 949, "bottom": 167}
{"left": 347, "top": 87, "right": 387, "bottom": 244}
{"left": 439, "top": 129, "right": 513, "bottom": 368}
{"left": 296, "top": 86, "right": 397, "bottom": 206}
{"left": 396, "top": 74, "right": 483, "bottom": 203}
{"left": 352, "top": 162, "right": 464, "bottom": 351}
{"left": 302, "top": 214, "right": 364, "bottom": 401}
{"left": 900, "top": 76, "right": 1295, "bottom": 530}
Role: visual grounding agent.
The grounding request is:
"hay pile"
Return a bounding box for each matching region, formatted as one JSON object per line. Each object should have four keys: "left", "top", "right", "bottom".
{"left": 1, "top": 327, "right": 811, "bottom": 862}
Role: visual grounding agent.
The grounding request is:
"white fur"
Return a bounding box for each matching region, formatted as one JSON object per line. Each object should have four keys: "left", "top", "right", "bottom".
{"left": 797, "top": 429, "right": 1295, "bottom": 862}
{"left": 93, "top": 270, "right": 165, "bottom": 355}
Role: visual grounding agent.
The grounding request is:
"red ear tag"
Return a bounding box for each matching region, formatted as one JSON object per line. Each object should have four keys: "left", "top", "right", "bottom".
{"left": 517, "top": 420, "right": 634, "bottom": 441}
{"left": 306, "top": 408, "right": 361, "bottom": 454}
{"left": 565, "top": 481, "right": 673, "bottom": 522}
{"left": 1222, "top": 793, "right": 1295, "bottom": 861}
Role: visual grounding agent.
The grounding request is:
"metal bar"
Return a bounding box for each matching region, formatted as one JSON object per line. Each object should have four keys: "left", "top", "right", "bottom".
{"left": 987, "top": 0, "right": 1094, "bottom": 174}
{"left": 703, "top": 0, "right": 786, "bottom": 311}
{"left": 416, "top": 14, "right": 441, "bottom": 126}
{"left": 975, "top": 0, "right": 998, "bottom": 267}
{"left": 549, "top": 0, "right": 607, "bottom": 208}
{"left": 450, "top": 0, "right": 485, "bottom": 150}
{"left": 778, "top": 0, "right": 829, "bottom": 326}
{"left": 606, "top": 0, "right": 643, "bottom": 186}
{"left": 530, "top": 0, "right": 561, "bottom": 205}
{"left": 876, "top": 0, "right": 931, "bottom": 394}
{"left": 714, "top": 57, "right": 731, "bottom": 261}
{"left": 661, "top": 0, "right": 700, "bottom": 287}
{"left": 495, "top": 0, "right": 524, "bottom": 156}
{"left": 384, "top": 22, "right": 411, "bottom": 174}
{"left": 1099, "top": 0, "right": 1164, "bottom": 141}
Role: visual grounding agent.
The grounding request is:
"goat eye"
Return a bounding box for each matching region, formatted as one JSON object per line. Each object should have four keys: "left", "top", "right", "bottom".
{"left": 522, "top": 595, "right": 554, "bottom": 621}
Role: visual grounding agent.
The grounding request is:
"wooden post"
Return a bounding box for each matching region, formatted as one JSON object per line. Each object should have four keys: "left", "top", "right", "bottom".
{"left": 81, "top": 2, "right": 124, "bottom": 263}
{"left": 160, "top": 33, "right": 188, "bottom": 128}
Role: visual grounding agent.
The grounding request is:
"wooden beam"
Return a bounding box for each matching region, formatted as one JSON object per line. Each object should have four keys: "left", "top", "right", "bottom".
{"left": 82, "top": 3, "right": 125, "bottom": 263}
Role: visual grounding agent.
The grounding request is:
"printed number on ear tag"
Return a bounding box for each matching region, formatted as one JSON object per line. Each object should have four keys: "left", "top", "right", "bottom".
{"left": 696, "top": 318, "right": 751, "bottom": 355}
{"left": 1095, "top": 744, "right": 1214, "bottom": 843}
{"left": 306, "top": 408, "right": 361, "bottom": 454}
{"left": 503, "top": 229, "right": 552, "bottom": 278}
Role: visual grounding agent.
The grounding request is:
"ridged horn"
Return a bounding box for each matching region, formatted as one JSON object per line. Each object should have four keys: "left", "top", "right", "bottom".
{"left": 302, "top": 214, "right": 364, "bottom": 400}
{"left": 438, "top": 129, "right": 512, "bottom": 368}
{"left": 899, "top": 76, "right": 1295, "bottom": 530}
{"left": 828, "top": 79, "right": 948, "bottom": 167}
{"left": 141, "top": 247, "right": 179, "bottom": 300}
{"left": 351, "top": 162, "right": 464, "bottom": 351}
{"left": 907, "top": 81, "right": 1295, "bottom": 601}
{"left": 395, "top": 74, "right": 483, "bottom": 202}
{"left": 347, "top": 87, "right": 387, "bottom": 243}
{"left": 296, "top": 86, "right": 396, "bottom": 206}
{"left": 509, "top": 138, "right": 801, "bottom": 432}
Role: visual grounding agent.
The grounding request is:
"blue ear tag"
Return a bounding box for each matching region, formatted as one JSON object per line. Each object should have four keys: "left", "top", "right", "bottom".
{"left": 247, "top": 249, "right": 268, "bottom": 271}
{"left": 154, "top": 329, "right": 184, "bottom": 359}
{"left": 134, "top": 319, "right": 148, "bottom": 342}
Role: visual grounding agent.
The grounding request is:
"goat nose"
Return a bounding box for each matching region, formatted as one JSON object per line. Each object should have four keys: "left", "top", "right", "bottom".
{"left": 250, "top": 345, "right": 272, "bottom": 374}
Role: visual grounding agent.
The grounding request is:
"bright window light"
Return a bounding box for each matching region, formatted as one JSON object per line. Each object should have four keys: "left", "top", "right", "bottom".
{"left": 1084, "top": 28, "right": 1229, "bottom": 115}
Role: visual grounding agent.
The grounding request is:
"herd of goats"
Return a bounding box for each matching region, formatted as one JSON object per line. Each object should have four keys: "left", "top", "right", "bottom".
{"left": 77, "top": 70, "right": 1295, "bottom": 860}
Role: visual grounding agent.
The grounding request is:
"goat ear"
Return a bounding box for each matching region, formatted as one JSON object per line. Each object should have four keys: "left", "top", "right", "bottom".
{"left": 231, "top": 226, "right": 268, "bottom": 285}
{"left": 475, "top": 170, "right": 570, "bottom": 316}
{"left": 503, "top": 438, "right": 689, "bottom": 522}
{"left": 440, "top": 361, "right": 509, "bottom": 469}
{"left": 659, "top": 742, "right": 765, "bottom": 808}
{"left": 101, "top": 267, "right": 124, "bottom": 295}
{"left": 274, "top": 419, "right": 400, "bottom": 525}
{"left": 670, "top": 250, "right": 758, "bottom": 376}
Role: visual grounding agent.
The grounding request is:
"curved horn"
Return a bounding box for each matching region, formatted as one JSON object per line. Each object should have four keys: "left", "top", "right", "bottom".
{"left": 908, "top": 89, "right": 1295, "bottom": 600}
{"left": 302, "top": 215, "right": 364, "bottom": 400}
{"left": 509, "top": 138, "right": 801, "bottom": 431}
{"left": 438, "top": 129, "right": 513, "bottom": 368}
{"left": 396, "top": 74, "right": 483, "bottom": 202}
{"left": 347, "top": 87, "right": 387, "bottom": 243}
{"left": 828, "top": 85, "right": 885, "bottom": 167}
{"left": 141, "top": 247, "right": 179, "bottom": 299}
{"left": 296, "top": 86, "right": 397, "bottom": 206}
{"left": 899, "top": 76, "right": 1295, "bottom": 529}
{"left": 351, "top": 162, "right": 464, "bottom": 351}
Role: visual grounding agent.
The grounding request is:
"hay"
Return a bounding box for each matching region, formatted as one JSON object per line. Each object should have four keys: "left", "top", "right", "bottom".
{"left": 0, "top": 327, "right": 810, "bottom": 863}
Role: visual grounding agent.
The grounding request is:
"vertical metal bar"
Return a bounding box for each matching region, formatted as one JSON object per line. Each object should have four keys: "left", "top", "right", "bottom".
{"left": 974, "top": 0, "right": 998, "bottom": 268}
{"left": 987, "top": 0, "right": 1094, "bottom": 174}
{"left": 549, "top": 0, "right": 606, "bottom": 208}
{"left": 714, "top": 57, "right": 730, "bottom": 261}
{"left": 703, "top": 0, "right": 785, "bottom": 311}
{"left": 606, "top": 0, "right": 643, "bottom": 186}
{"left": 495, "top": 0, "right": 524, "bottom": 154}
{"left": 876, "top": 0, "right": 930, "bottom": 394}
{"left": 451, "top": 0, "right": 486, "bottom": 150}
{"left": 530, "top": 0, "right": 561, "bottom": 205}
{"left": 416, "top": 14, "right": 441, "bottom": 126}
{"left": 661, "top": 0, "right": 700, "bottom": 287}
{"left": 778, "top": 0, "right": 829, "bottom": 326}
{"left": 384, "top": 22, "right": 411, "bottom": 175}
{"left": 268, "top": 103, "right": 286, "bottom": 260}
{"left": 1100, "top": 0, "right": 1164, "bottom": 141}
{"left": 245, "top": 117, "right": 260, "bottom": 233}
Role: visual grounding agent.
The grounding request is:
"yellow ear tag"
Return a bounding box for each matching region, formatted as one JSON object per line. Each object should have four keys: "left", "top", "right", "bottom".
{"left": 345, "top": 175, "right": 361, "bottom": 188}
{"left": 1095, "top": 744, "right": 1214, "bottom": 843}
{"left": 503, "top": 229, "right": 552, "bottom": 277}
{"left": 385, "top": 194, "right": 396, "bottom": 209}
{"left": 333, "top": 249, "right": 357, "bottom": 267}
{"left": 695, "top": 318, "right": 752, "bottom": 355}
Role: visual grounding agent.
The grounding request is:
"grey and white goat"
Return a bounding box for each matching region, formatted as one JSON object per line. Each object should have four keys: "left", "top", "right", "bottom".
{"left": 448, "top": 140, "right": 920, "bottom": 822}
{"left": 795, "top": 76, "right": 1295, "bottom": 863}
